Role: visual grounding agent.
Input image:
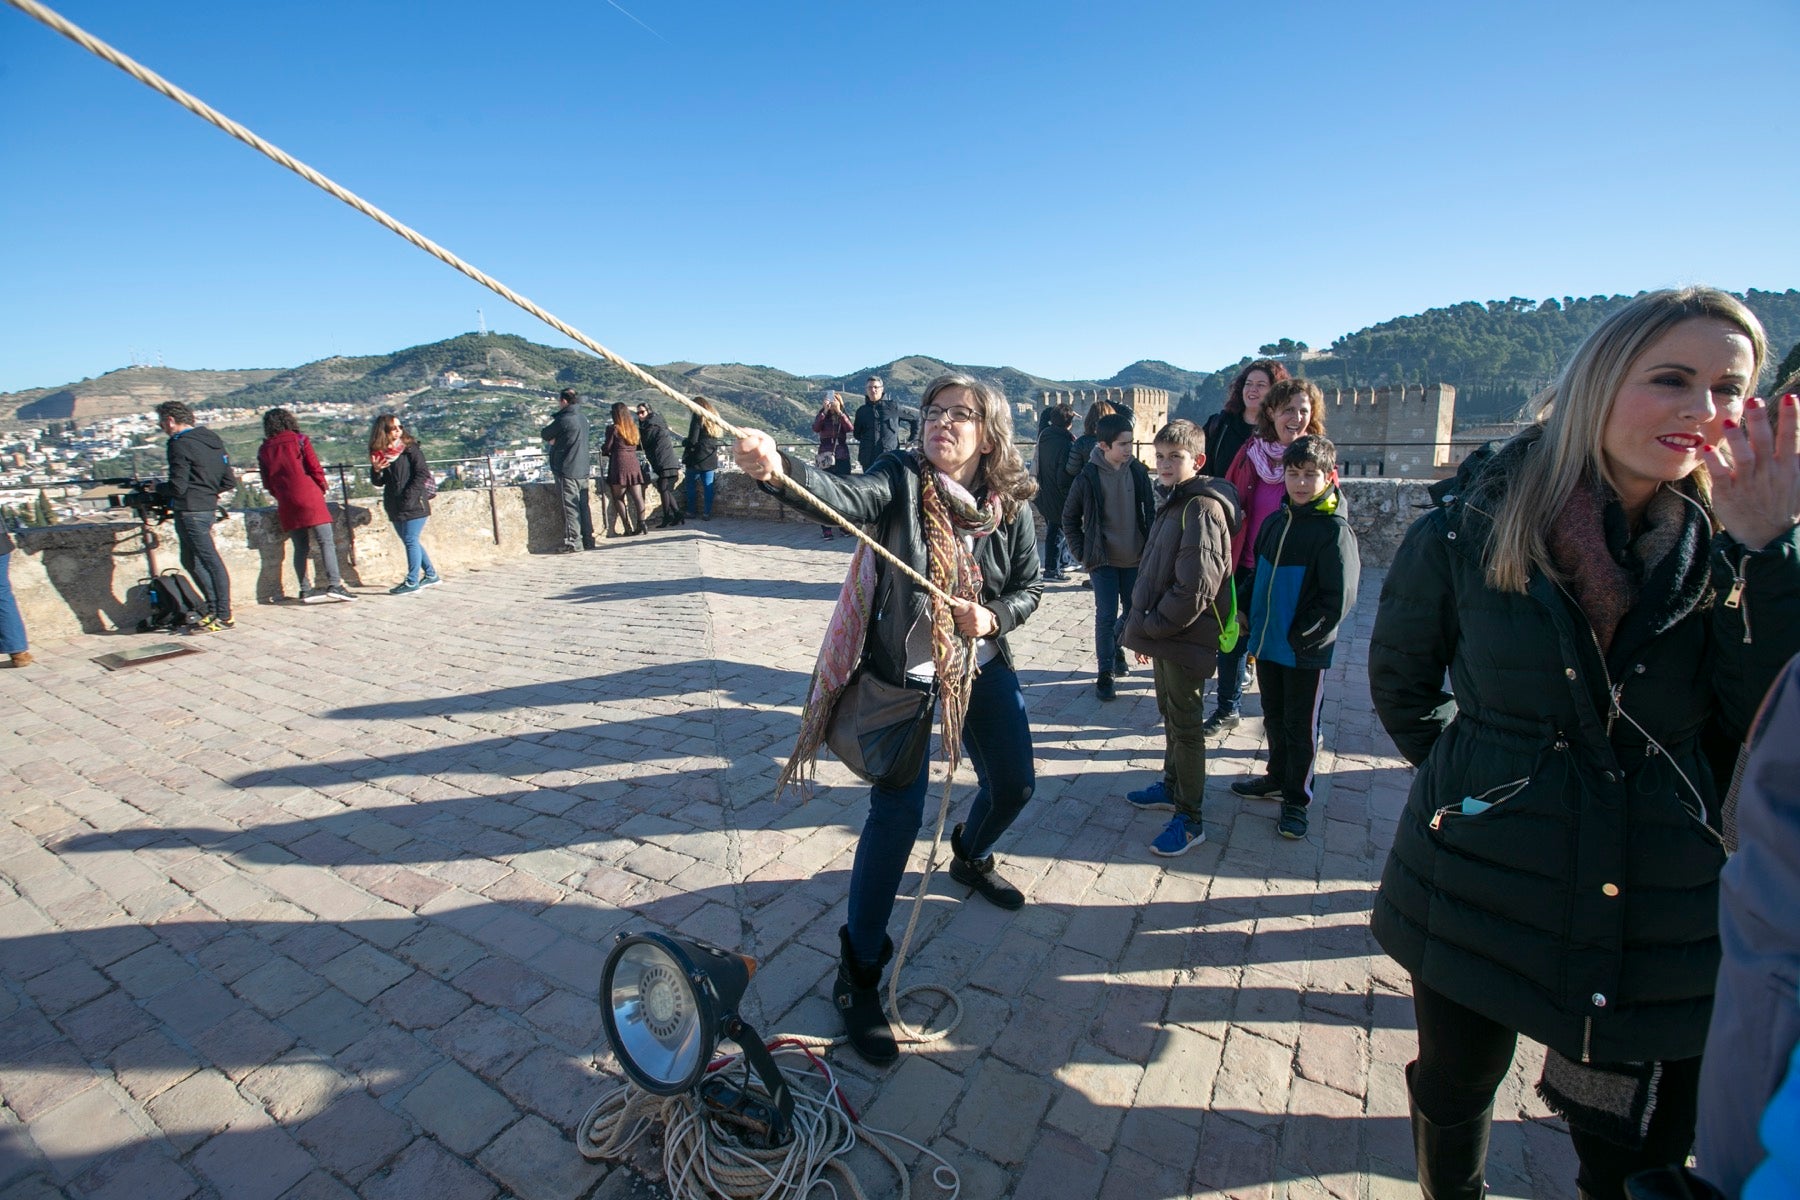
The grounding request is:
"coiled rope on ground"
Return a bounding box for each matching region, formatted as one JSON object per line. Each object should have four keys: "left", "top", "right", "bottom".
{"left": 2, "top": 3, "right": 984, "bottom": 1193}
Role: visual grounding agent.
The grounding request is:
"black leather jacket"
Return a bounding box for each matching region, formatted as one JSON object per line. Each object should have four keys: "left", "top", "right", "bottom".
{"left": 767, "top": 449, "right": 1043, "bottom": 684}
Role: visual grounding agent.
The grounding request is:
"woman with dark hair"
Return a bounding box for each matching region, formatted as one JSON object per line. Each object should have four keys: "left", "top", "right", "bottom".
{"left": 1204, "top": 359, "right": 1289, "bottom": 479}
{"left": 812, "top": 391, "right": 855, "bottom": 538}
{"left": 734, "top": 373, "right": 1044, "bottom": 1065}
{"left": 682, "top": 396, "right": 726, "bottom": 520}
{"left": 258, "top": 407, "right": 351, "bottom": 602}
{"left": 603, "top": 403, "right": 647, "bottom": 537}
{"left": 1209, "top": 377, "right": 1327, "bottom": 735}
{"left": 368, "top": 414, "right": 441, "bottom": 595}
{"left": 1065, "top": 399, "right": 1116, "bottom": 481}
{"left": 635, "top": 402, "right": 685, "bottom": 527}
{"left": 1035, "top": 403, "right": 1076, "bottom": 580}
{"left": 1369, "top": 287, "right": 1800, "bottom": 1200}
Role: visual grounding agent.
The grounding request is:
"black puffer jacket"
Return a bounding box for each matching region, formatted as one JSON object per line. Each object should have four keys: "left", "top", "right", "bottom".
{"left": 1034, "top": 425, "right": 1073, "bottom": 518}
{"left": 765, "top": 450, "right": 1043, "bottom": 684}
{"left": 372, "top": 443, "right": 432, "bottom": 522}
{"left": 682, "top": 414, "right": 726, "bottom": 472}
{"left": 1369, "top": 437, "right": 1800, "bottom": 1064}
{"left": 639, "top": 409, "right": 682, "bottom": 475}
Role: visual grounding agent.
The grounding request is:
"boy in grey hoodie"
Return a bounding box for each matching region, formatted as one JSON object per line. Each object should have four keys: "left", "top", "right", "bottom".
{"left": 1062, "top": 412, "right": 1155, "bottom": 700}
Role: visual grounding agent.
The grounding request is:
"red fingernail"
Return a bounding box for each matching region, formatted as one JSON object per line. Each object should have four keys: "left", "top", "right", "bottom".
{"left": 1703, "top": 444, "right": 1714, "bottom": 453}
{"left": 1749, "top": 397, "right": 1766, "bottom": 409}
{"left": 1786, "top": 394, "right": 1797, "bottom": 407}
{"left": 1723, "top": 418, "right": 1737, "bottom": 429}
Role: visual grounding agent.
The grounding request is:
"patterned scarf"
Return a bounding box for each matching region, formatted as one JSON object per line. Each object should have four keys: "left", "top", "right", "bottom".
{"left": 777, "top": 454, "right": 1002, "bottom": 798}
{"left": 1245, "top": 435, "right": 1286, "bottom": 484}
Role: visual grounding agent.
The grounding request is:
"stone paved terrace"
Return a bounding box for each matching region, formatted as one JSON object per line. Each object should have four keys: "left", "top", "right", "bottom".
{"left": 0, "top": 518, "right": 1580, "bottom": 1200}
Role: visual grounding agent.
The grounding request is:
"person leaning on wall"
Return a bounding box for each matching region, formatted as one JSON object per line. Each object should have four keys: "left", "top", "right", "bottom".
{"left": 1367, "top": 288, "right": 1800, "bottom": 1200}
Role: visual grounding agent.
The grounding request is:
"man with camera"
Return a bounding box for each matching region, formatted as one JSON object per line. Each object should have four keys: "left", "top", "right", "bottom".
{"left": 542, "top": 387, "right": 595, "bottom": 552}
{"left": 851, "top": 377, "right": 916, "bottom": 473}
{"left": 155, "top": 401, "right": 235, "bottom": 631}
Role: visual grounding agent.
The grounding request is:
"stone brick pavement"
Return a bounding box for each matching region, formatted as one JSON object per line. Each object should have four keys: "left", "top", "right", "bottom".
{"left": 0, "top": 519, "right": 1580, "bottom": 1199}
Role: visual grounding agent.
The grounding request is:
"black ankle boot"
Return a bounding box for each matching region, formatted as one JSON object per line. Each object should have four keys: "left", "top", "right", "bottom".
{"left": 949, "top": 823, "right": 1024, "bottom": 910}
{"left": 1407, "top": 1062, "right": 1492, "bottom": 1200}
{"left": 834, "top": 926, "right": 897, "bottom": 1065}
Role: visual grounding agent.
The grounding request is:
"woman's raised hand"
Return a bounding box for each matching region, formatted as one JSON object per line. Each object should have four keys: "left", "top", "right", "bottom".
{"left": 734, "top": 430, "right": 781, "bottom": 482}
{"left": 1704, "top": 394, "right": 1800, "bottom": 551}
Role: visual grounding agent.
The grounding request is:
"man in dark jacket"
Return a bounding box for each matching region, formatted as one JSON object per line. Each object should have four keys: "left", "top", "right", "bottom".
{"left": 1233, "top": 436, "right": 1359, "bottom": 840}
{"left": 1035, "top": 404, "right": 1076, "bottom": 580}
{"left": 1062, "top": 413, "right": 1156, "bottom": 700}
{"left": 156, "top": 401, "right": 234, "bottom": 631}
{"left": 636, "top": 403, "right": 685, "bottom": 527}
{"left": 852, "top": 377, "right": 915, "bottom": 472}
{"left": 542, "top": 388, "right": 594, "bottom": 551}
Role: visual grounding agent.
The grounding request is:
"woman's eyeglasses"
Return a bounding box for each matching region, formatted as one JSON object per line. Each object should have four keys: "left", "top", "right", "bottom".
{"left": 921, "top": 406, "right": 979, "bottom": 427}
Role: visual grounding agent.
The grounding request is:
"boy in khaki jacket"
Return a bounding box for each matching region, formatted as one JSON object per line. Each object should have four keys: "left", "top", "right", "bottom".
{"left": 1120, "top": 420, "right": 1242, "bottom": 856}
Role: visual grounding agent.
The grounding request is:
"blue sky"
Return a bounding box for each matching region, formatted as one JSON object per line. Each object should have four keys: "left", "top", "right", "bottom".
{"left": 2, "top": 0, "right": 1795, "bottom": 394}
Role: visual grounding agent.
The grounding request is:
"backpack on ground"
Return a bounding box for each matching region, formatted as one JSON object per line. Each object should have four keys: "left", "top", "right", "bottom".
{"left": 138, "top": 569, "right": 205, "bottom": 632}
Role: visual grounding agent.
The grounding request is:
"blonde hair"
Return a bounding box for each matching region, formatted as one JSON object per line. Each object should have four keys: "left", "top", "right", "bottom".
{"left": 692, "top": 395, "right": 723, "bottom": 439}
{"left": 919, "top": 374, "right": 1038, "bottom": 519}
{"left": 1484, "top": 287, "right": 1767, "bottom": 593}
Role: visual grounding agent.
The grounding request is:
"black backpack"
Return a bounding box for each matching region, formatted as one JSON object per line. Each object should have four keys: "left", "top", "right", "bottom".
{"left": 138, "top": 569, "right": 206, "bottom": 632}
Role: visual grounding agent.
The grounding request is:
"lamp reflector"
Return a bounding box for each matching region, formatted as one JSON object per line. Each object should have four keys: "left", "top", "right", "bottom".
{"left": 605, "top": 937, "right": 708, "bottom": 1094}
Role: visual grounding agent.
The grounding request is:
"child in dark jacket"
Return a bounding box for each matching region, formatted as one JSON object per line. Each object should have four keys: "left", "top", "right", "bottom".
{"left": 1062, "top": 412, "right": 1155, "bottom": 700}
{"left": 1119, "top": 420, "right": 1240, "bottom": 856}
{"left": 1232, "top": 435, "right": 1359, "bottom": 840}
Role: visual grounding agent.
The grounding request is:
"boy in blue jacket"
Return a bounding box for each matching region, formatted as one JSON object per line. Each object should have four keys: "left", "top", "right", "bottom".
{"left": 1231, "top": 435, "right": 1359, "bottom": 840}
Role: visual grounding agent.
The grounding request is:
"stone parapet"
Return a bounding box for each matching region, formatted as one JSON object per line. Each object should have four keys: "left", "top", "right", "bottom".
{"left": 6, "top": 472, "right": 1428, "bottom": 646}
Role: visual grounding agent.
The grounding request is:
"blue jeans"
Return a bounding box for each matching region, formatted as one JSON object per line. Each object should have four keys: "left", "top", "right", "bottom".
{"left": 1042, "top": 520, "right": 1069, "bottom": 576}
{"left": 846, "top": 657, "right": 1036, "bottom": 961}
{"left": 684, "top": 470, "right": 716, "bottom": 516}
{"left": 1212, "top": 567, "right": 1253, "bottom": 714}
{"left": 391, "top": 517, "right": 437, "bottom": 584}
{"left": 173, "top": 509, "right": 231, "bottom": 622}
{"left": 0, "top": 551, "right": 27, "bottom": 655}
{"left": 1090, "top": 564, "right": 1137, "bottom": 674}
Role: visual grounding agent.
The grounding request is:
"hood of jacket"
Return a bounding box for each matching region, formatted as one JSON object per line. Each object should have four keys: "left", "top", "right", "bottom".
{"left": 1163, "top": 473, "right": 1242, "bottom": 533}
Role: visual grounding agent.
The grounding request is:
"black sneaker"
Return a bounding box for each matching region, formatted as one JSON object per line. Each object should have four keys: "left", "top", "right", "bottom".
{"left": 1202, "top": 710, "right": 1241, "bottom": 737}
{"left": 1096, "top": 674, "right": 1116, "bottom": 701}
{"left": 1231, "top": 774, "right": 1283, "bottom": 798}
{"left": 948, "top": 824, "right": 1024, "bottom": 910}
{"left": 1278, "top": 803, "right": 1309, "bottom": 840}
{"left": 1113, "top": 648, "right": 1129, "bottom": 677}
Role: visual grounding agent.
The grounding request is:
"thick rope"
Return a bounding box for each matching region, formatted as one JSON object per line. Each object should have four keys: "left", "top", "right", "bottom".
{"left": 578, "top": 1042, "right": 960, "bottom": 1200}
{"left": 3, "top": 0, "right": 947, "bottom": 604}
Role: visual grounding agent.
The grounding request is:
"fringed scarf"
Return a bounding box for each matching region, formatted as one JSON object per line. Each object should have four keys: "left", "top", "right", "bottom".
{"left": 777, "top": 454, "right": 1002, "bottom": 798}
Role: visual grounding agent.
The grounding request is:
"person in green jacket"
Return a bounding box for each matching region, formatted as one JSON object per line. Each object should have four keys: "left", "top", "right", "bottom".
{"left": 1369, "top": 287, "right": 1800, "bottom": 1200}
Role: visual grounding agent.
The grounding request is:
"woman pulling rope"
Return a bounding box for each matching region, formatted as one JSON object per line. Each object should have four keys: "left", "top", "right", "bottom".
{"left": 735, "top": 373, "right": 1045, "bottom": 1064}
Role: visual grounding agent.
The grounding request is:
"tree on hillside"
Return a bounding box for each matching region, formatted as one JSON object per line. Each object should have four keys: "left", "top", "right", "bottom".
{"left": 1258, "top": 338, "right": 1308, "bottom": 357}
{"left": 34, "top": 489, "right": 56, "bottom": 526}
{"left": 1777, "top": 340, "right": 1800, "bottom": 389}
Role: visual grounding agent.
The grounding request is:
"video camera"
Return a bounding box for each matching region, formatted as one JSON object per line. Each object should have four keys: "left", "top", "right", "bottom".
{"left": 82, "top": 477, "right": 174, "bottom": 524}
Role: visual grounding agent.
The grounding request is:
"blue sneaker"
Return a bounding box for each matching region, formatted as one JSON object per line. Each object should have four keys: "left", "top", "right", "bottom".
{"left": 388, "top": 579, "right": 422, "bottom": 596}
{"left": 1150, "top": 816, "right": 1205, "bottom": 857}
{"left": 420, "top": 573, "right": 444, "bottom": 588}
{"left": 1126, "top": 781, "right": 1176, "bottom": 812}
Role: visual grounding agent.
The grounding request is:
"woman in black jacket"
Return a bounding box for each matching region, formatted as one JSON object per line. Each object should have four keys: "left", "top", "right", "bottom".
{"left": 1034, "top": 403, "right": 1075, "bottom": 579}
{"left": 368, "top": 414, "right": 441, "bottom": 595}
{"left": 1202, "top": 358, "right": 1286, "bottom": 484}
{"left": 735, "top": 373, "right": 1044, "bottom": 1065}
{"left": 1369, "top": 288, "right": 1800, "bottom": 1200}
{"left": 681, "top": 396, "right": 727, "bottom": 520}
{"left": 635, "top": 403, "right": 685, "bottom": 527}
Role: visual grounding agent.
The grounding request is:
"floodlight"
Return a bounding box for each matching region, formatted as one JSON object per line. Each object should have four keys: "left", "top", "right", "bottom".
{"left": 599, "top": 931, "right": 793, "bottom": 1145}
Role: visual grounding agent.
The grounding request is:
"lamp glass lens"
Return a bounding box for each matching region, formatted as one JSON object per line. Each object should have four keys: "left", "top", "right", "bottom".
{"left": 608, "top": 940, "right": 704, "bottom": 1089}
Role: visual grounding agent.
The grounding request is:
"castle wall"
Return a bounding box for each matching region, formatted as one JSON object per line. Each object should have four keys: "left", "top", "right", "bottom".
{"left": 1320, "top": 383, "right": 1456, "bottom": 479}
{"left": 1036, "top": 387, "right": 1171, "bottom": 463}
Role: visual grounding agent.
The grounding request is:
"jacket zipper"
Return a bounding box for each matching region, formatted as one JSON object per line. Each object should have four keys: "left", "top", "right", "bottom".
{"left": 1582, "top": 1017, "right": 1593, "bottom": 1064}
{"left": 1252, "top": 509, "right": 1294, "bottom": 658}
{"left": 1724, "top": 553, "right": 1751, "bottom": 644}
{"left": 1553, "top": 579, "right": 1621, "bottom": 735}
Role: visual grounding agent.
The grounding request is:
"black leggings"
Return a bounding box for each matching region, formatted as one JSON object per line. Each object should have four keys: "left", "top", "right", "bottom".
{"left": 1411, "top": 979, "right": 1701, "bottom": 1200}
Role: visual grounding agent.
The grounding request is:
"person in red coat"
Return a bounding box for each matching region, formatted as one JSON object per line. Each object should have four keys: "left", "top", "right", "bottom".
{"left": 257, "top": 408, "right": 353, "bottom": 602}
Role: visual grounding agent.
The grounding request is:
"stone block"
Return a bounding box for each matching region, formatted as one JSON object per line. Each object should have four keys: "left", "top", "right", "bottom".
{"left": 399, "top": 1061, "right": 519, "bottom": 1156}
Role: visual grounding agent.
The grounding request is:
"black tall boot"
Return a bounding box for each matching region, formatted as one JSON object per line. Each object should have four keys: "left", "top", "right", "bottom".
{"left": 1407, "top": 1062, "right": 1492, "bottom": 1200}
{"left": 949, "top": 823, "right": 1024, "bottom": 910}
{"left": 834, "top": 926, "right": 897, "bottom": 1065}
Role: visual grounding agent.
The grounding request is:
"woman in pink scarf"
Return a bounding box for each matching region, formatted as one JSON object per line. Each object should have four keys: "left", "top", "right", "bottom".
{"left": 1210, "top": 377, "right": 1327, "bottom": 734}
